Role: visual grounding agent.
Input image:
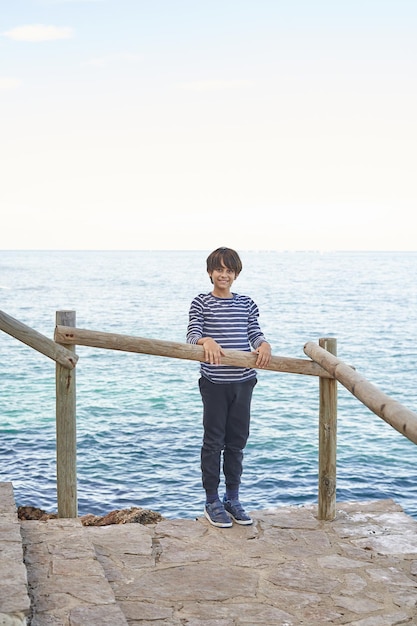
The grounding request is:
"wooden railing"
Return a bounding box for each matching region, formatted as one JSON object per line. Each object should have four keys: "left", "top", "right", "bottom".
{"left": 2, "top": 309, "right": 417, "bottom": 522}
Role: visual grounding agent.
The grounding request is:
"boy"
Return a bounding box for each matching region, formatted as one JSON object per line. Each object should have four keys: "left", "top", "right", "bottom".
{"left": 186, "top": 247, "right": 271, "bottom": 527}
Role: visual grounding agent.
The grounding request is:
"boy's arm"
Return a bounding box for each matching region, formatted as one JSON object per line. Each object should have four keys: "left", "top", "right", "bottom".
{"left": 247, "top": 298, "right": 271, "bottom": 368}
{"left": 187, "top": 296, "right": 224, "bottom": 365}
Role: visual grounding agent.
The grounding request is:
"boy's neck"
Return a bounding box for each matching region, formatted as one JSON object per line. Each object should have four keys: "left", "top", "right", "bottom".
{"left": 211, "top": 288, "right": 233, "bottom": 299}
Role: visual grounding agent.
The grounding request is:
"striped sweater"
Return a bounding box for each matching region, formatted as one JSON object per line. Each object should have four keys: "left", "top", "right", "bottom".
{"left": 186, "top": 292, "right": 267, "bottom": 383}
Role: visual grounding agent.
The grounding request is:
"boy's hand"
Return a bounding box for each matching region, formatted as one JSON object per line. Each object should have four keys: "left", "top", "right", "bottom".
{"left": 201, "top": 338, "right": 225, "bottom": 365}
{"left": 254, "top": 342, "right": 271, "bottom": 368}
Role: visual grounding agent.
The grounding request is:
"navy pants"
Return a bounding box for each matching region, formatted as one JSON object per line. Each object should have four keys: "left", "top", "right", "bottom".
{"left": 198, "top": 376, "right": 257, "bottom": 494}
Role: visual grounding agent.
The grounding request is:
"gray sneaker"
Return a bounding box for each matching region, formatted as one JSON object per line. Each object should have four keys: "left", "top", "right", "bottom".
{"left": 204, "top": 500, "right": 233, "bottom": 528}
{"left": 223, "top": 497, "right": 253, "bottom": 525}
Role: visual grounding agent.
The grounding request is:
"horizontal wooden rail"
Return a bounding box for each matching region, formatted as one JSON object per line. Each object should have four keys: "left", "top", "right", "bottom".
{"left": 304, "top": 341, "right": 417, "bottom": 445}
{"left": 0, "top": 310, "right": 78, "bottom": 370}
{"left": 55, "top": 325, "right": 333, "bottom": 378}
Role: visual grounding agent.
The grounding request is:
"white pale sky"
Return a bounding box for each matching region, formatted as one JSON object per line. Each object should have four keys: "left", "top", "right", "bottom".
{"left": 1, "top": 0, "right": 416, "bottom": 250}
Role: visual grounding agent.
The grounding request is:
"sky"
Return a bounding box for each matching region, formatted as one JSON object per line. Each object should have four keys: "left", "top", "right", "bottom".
{"left": 1, "top": 0, "right": 416, "bottom": 251}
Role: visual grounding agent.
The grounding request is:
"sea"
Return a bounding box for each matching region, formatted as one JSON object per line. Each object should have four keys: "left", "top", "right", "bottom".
{"left": 1, "top": 250, "right": 417, "bottom": 520}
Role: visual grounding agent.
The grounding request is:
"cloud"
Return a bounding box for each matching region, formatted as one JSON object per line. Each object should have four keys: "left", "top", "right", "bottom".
{"left": 3, "top": 24, "right": 73, "bottom": 42}
{"left": 0, "top": 77, "right": 22, "bottom": 90}
{"left": 83, "top": 52, "right": 143, "bottom": 67}
{"left": 45, "top": 0, "right": 103, "bottom": 3}
{"left": 178, "top": 79, "right": 254, "bottom": 92}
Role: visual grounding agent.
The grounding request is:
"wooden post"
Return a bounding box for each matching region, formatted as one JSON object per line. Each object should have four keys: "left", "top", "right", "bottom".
{"left": 54, "top": 325, "right": 332, "bottom": 378}
{"left": 305, "top": 340, "right": 417, "bottom": 445}
{"left": 55, "top": 311, "right": 77, "bottom": 518}
{"left": 318, "top": 337, "right": 337, "bottom": 521}
{"left": 0, "top": 310, "right": 78, "bottom": 369}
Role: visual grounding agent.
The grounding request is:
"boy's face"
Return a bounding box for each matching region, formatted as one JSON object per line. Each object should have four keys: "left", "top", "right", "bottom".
{"left": 209, "top": 261, "right": 237, "bottom": 296}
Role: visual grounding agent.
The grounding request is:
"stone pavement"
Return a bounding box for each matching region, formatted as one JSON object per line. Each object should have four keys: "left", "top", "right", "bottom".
{"left": 2, "top": 481, "right": 417, "bottom": 625}
{"left": 0, "top": 483, "right": 30, "bottom": 626}
{"left": 82, "top": 501, "right": 417, "bottom": 625}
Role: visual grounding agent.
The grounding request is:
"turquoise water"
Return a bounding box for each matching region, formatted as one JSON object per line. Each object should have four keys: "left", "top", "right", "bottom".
{"left": 1, "top": 250, "right": 417, "bottom": 519}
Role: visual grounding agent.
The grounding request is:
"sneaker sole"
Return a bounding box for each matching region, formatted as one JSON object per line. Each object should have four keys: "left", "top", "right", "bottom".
{"left": 228, "top": 513, "right": 253, "bottom": 526}
{"left": 204, "top": 508, "right": 233, "bottom": 528}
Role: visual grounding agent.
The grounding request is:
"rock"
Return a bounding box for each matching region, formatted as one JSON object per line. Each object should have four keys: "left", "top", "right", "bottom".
{"left": 81, "top": 507, "right": 164, "bottom": 526}
{"left": 17, "top": 505, "right": 164, "bottom": 526}
{"left": 17, "top": 506, "right": 58, "bottom": 521}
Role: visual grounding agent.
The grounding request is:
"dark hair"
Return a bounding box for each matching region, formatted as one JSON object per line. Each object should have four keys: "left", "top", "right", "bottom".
{"left": 206, "top": 247, "right": 242, "bottom": 276}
